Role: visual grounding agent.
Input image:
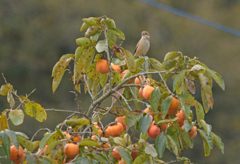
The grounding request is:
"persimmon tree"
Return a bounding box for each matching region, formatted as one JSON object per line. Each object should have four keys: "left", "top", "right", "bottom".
{"left": 0, "top": 16, "right": 225, "bottom": 164}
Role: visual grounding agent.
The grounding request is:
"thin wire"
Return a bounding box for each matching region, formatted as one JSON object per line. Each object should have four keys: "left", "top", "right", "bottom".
{"left": 138, "top": 0, "right": 240, "bottom": 37}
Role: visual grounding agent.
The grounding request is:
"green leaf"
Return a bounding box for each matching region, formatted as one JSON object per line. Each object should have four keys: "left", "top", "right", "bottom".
{"left": 124, "top": 133, "right": 131, "bottom": 146}
{"left": 211, "top": 132, "right": 224, "bottom": 154}
{"left": 5, "top": 130, "right": 19, "bottom": 149}
{"left": 102, "top": 18, "right": 116, "bottom": 29}
{"left": 201, "top": 87, "right": 214, "bottom": 113}
{"left": 52, "top": 55, "right": 73, "bottom": 93}
{"left": 18, "top": 135, "right": 34, "bottom": 152}
{"left": 145, "top": 144, "right": 157, "bottom": 157}
{"left": 0, "top": 84, "right": 10, "bottom": 96}
{"left": 39, "top": 157, "right": 58, "bottom": 164}
{"left": 96, "top": 40, "right": 107, "bottom": 53}
{"left": 150, "top": 87, "right": 161, "bottom": 112}
{"left": 125, "top": 50, "right": 137, "bottom": 73}
{"left": 0, "top": 112, "right": 9, "bottom": 130}
{"left": 39, "top": 133, "right": 51, "bottom": 149}
{"left": 80, "top": 23, "right": 89, "bottom": 33}
{"left": 136, "top": 58, "right": 145, "bottom": 68}
{"left": 72, "top": 157, "right": 90, "bottom": 163}
{"left": 190, "top": 64, "right": 205, "bottom": 73}
{"left": 177, "top": 126, "right": 192, "bottom": 150}
{"left": 177, "top": 156, "right": 191, "bottom": 163}
{"left": 144, "top": 56, "right": 150, "bottom": 71}
{"left": 199, "top": 120, "right": 212, "bottom": 135}
{"left": 133, "top": 154, "right": 149, "bottom": 164}
{"left": 7, "top": 91, "right": 15, "bottom": 109}
{"left": 82, "top": 48, "right": 96, "bottom": 73}
{"left": 76, "top": 37, "right": 96, "bottom": 47}
{"left": 207, "top": 69, "right": 225, "bottom": 90}
{"left": 139, "top": 114, "right": 153, "bottom": 136}
{"left": 92, "top": 151, "right": 110, "bottom": 164}
{"left": 132, "top": 87, "right": 142, "bottom": 109}
{"left": 195, "top": 102, "right": 205, "bottom": 126}
{"left": 199, "top": 129, "right": 213, "bottom": 149}
{"left": 203, "top": 140, "right": 211, "bottom": 156}
{"left": 66, "top": 117, "right": 90, "bottom": 127}
{"left": 181, "top": 103, "right": 191, "bottom": 119}
{"left": 156, "top": 117, "right": 178, "bottom": 125}
{"left": 100, "top": 74, "right": 108, "bottom": 87}
{"left": 0, "top": 131, "right": 10, "bottom": 157}
{"left": 161, "top": 97, "right": 172, "bottom": 119}
{"left": 90, "top": 31, "right": 102, "bottom": 42}
{"left": 110, "top": 28, "right": 125, "bottom": 40}
{"left": 9, "top": 109, "right": 24, "bottom": 126}
{"left": 155, "top": 134, "right": 166, "bottom": 158}
{"left": 183, "top": 120, "right": 192, "bottom": 132}
{"left": 24, "top": 102, "right": 47, "bottom": 122}
{"left": 185, "top": 75, "right": 196, "bottom": 94}
{"left": 112, "top": 58, "right": 126, "bottom": 66}
{"left": 75, "top": 47, "right": 84, "bottom": 62}
{"left": 91, "top": 78, "right": 100, "bottom": 98}
{"left": 81, "top": 17, "right": 99, "bottom": 31}
{"left": 85, "top": 26, "right": 100, "bottom": 37}
{"left": 15, "top": 131, "right": 29, "bottom": 139}
{"left": 32, "top": 141, "right": 41, "bottom": 152}
{"left": 162, "top": 58, "right": 177, "bottom": 70}
{"left": 164, "top": 52, "right": 179, "bottom": 61}
{"left": 87, "top": 63, "right": 100, "bottom": 79}
{"left": 52, "top": 54, "right": 73, "bottom": 79}
{"left": 140, "top": 132, "right": 148, "bottom": 141}
{"left": 178, "top": 94, "right": 195, "bottom": 106}
{"left": 25, "top": 153, "right": 37, "bottom": 164}
{"left": 114, "top": 137, "right": 126, "bottom": 147}
{"left": 112, "top": 72, "right": 121, "bottom": 85}
{"left": 106, "top": 29, "right": 117, "bottom": 48}
{"left": 149, "top": 58, "right": 164, "bottom": 71}
{"left": 198, "top": 73, "right": 212, "bottom": 95}
{"left": 44, "top": 140, "right": 63, "bottom": 156}
{"left": 173, "top": 70, "right": 186, "bottom": 91}
{"left": 116, "top": 147, "right": 133, "bottom": 164}
{"left": 166, "top": 135, "right": 179, "bottom": 156}
{"left": 125, "top": 110, "right": 143, "bottom": 127}
{"left": 80, "top": 138, "right": 101, "bottom": 147}
{"left": 52, "top": 70, "right": 66, "bottom": 94}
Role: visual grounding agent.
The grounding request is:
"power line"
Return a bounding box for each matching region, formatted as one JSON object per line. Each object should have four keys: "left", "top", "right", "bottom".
{"left": 138, "top": 0, "right": 240, "bottom": 37}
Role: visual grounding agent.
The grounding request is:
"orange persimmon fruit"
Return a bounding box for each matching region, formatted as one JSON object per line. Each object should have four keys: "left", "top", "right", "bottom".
{"left": 96, "top": 59, "right": 109, "bottom": 74}
{"left": 64, "top": 143, "right": 79, "bottom": 159}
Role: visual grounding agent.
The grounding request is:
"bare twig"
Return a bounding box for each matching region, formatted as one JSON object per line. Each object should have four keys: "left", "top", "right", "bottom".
{"left": 68, "top": 64, "right": 81, "bottom": 112}
{"left": 158, "top": 71, "right": 172, "bottom": 94}
{"left": 31, "top": 128, "right": 51, "bottom": 142}
{"left": 126, "top": 98, "right": 150, "bottom": 106}
{"left": 45, "top": 109, "right": 88, "bottom": 118}
{"left": 115, "top": 90, "right": 132, "bottom": 111}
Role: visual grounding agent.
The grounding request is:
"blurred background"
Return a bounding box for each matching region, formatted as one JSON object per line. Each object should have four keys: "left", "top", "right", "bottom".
{"left": 0, "top": 0, "right": 239, "bottom": 163}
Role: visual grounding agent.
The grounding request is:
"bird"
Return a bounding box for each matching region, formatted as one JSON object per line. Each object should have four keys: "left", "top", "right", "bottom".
{"left": 134, "top": 31, "right": 150, "bottom": 57}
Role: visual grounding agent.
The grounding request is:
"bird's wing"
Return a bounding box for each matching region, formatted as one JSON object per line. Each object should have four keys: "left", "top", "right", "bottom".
{"left": 134, "top": 40, "right": 140, "bottom": 55}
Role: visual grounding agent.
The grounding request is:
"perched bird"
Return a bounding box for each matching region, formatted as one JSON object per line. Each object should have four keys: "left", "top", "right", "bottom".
{"left": 134, "top": 31, "right": 150, "bottom": 57}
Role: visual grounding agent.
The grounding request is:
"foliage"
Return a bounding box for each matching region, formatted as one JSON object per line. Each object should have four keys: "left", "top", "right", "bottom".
{"left": 0, "top": 16, "right": 225, "bottom": 164}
